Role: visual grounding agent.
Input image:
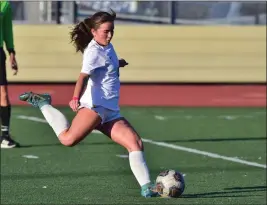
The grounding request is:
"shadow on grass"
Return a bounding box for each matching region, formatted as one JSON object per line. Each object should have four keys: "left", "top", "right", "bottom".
{"left": 182, "top": 186, "right": 266, "bottom": 198}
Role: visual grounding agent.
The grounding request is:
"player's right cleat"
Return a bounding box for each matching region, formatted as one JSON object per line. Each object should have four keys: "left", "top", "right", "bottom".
{"left": 0, "top": 135, "right": 20, "bottom": 149}
{"left": 141, "top": 183, "right": 160, "bottom": 198}
{"left": 19, "top": 92, "right": 51, "bottom": 108}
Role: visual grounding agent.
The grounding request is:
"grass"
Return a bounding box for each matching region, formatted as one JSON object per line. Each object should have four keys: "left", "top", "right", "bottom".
{"left": 1, "top": 106, "right": 266, "bottom": 204}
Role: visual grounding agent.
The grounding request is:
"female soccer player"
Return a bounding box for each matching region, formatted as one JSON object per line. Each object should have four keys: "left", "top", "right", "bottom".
{"left": 19, "top": 10, "right": 158, "bottom": 197}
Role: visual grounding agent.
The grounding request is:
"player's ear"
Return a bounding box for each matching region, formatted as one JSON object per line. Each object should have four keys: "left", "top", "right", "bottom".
{"left": 91, "top": 28, "right": 96, "bottom": 38}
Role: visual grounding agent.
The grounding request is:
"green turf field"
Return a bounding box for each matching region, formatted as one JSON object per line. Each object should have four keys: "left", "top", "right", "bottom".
{"left": 1, "top": 106, "right": 266, "bottom": 205}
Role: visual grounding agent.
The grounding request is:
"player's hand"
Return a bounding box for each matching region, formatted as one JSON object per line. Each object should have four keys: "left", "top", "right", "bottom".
{"left": 10, "top": 53, "right": 18, "bottom": 75}
{"left": 119, "top": 59, "right": 128, "bottom": 67}
{"left": 69, "top": 97, "right": 80, "bottom": 112}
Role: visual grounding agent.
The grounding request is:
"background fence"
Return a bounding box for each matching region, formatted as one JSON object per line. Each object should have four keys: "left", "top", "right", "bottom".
{"left": 10, "top": 1, "right": 266, "bottom": 25}
{"left": 6, "top": 1, "right": 267, "bottom": 83}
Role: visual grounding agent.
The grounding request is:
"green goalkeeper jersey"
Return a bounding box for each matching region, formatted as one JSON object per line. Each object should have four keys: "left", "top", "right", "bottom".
{"left": 0, "top": 1, "right": 14, "bottom": 50}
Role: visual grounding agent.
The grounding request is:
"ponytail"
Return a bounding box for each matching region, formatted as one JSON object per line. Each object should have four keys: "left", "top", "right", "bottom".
{"left": 70, "top": 18, "right": 93, "bottom": 53}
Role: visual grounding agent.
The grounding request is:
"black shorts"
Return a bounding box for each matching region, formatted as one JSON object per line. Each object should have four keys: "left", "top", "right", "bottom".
{"left": 0, "top": 47, "right": 8, "bottom": 85}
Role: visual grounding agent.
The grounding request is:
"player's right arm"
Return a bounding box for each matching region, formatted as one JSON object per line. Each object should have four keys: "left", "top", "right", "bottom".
{"left": 72, "top": 48, "right": 102, "bottom": 99}
{"left": 69, "top": 48, "right": 105, "bottom": 112}
{"left": 72, "top": 73, "right": 89, "bottom": 99}
{"left": 3, "top": 2, "right": 15, "bottom": 53}
{"left": 69, "top": 73, "right": 89, "bottom": 112}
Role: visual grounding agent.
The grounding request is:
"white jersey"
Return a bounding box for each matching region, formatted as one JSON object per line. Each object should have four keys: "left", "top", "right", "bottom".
{"left": 79, "top": 39, "right": 120, "bottom": 111}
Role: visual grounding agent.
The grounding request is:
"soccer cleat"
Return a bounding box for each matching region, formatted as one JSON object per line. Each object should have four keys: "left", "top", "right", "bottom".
{"left": 0, "top": 135, "right": 20, "bottom": 149}
{"left": 141, "top": 183, "right": 160, "bottom": 198}
{"left": 19, "top": 92, "right": 51, "bottom": 108}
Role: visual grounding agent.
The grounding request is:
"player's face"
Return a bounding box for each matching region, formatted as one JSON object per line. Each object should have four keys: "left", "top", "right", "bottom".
{"left": 92, "top": 21, "right": 114, "bottom": 46}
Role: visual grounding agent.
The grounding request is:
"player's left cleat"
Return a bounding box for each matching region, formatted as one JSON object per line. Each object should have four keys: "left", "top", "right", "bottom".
{"left": 19, "top": 92, "right": 51, "bottom": 108}
{"left": 141, "top": 183, "right": 160, "bottom": 198}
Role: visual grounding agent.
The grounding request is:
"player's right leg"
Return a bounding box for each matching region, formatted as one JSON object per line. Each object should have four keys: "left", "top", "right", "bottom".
{"left": 19, "top": 92, "right": 101, "bottom": 146}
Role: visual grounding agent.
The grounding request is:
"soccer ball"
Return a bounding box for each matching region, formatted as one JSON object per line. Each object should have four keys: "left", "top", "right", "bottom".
{"left": 156, "top": 169, "right": 185, "bottom": 198}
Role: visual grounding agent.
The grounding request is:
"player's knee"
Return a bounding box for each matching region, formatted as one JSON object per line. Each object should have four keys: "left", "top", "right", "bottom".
{"left": 127, "top": 138, "right": 143, "bottom": 152}
{"left": 59, "top": 138, "right": 76, "bottom": 147}
{"left": 57, "top": 131, "right": 79, "bottom": 147}
{"left": 137, "top": 138, "right": 144, "bottom": 150}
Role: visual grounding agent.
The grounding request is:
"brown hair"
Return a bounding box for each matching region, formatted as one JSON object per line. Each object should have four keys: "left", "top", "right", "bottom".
{"left": 70, "top": 10, "right": 116, "bottom": 53}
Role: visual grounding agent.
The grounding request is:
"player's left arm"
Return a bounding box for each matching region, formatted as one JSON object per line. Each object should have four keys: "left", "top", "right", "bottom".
{"left": 119, "top": 58, "right": 128, "bottom": 68}
{"left": 111, "top": 44, "right": 128, "bottom": 68}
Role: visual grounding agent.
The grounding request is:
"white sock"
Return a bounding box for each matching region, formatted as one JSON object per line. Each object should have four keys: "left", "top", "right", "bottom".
{"left": 40, "top": 105, "right": 69, "bottom": 136}
{"left": 129, "top": 151, "right": 151, "bottom": 187}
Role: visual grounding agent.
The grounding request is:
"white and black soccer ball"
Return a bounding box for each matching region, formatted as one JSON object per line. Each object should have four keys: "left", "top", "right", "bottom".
{"left": 156, "top": 169, "right": 185, "bottom": 198}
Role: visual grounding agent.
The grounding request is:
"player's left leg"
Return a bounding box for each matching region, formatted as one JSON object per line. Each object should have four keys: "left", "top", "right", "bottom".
{"left": 0, "top": 66, "right": 20, "bottom": 149}
{"left": 96, "top": 117, "right": 159, "bottom": 197}
{"left": 0, "top": 85, "right": 20, "bottom": 148}
{"left": 19, "top": 92, "right": 102, "bottom": 146}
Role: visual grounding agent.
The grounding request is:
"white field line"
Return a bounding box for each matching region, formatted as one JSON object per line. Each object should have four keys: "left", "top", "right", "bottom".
{"left": 154, "top": 114, "right": 259, "bottom": 121}
{"left": 22, "top": 155, "right": 39, "bottom": 159}
{"left": 17, "top": 115, "right": 266, "bottom": 169}
{"left": 116, "top": 154, "right": 129, "bottom": 158}
{"left": 17, "top": 115, "right": 47, "bottom": 123}
{"left": 142, "top": 138, "right": 266, "bottom": 169}
{"left": 16, "top": 115, "right": 102, "bottom": 134}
